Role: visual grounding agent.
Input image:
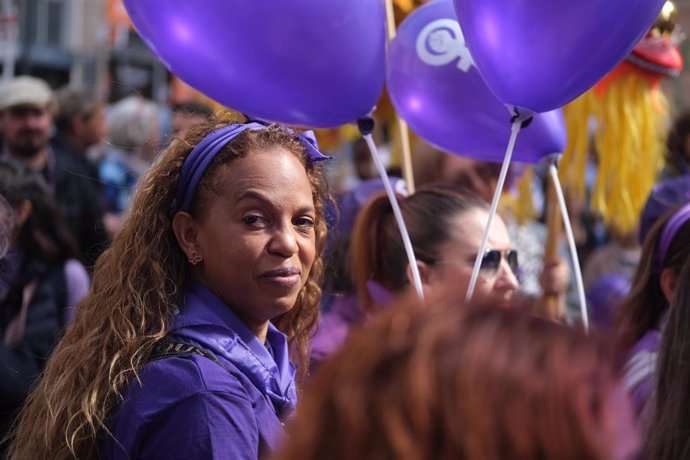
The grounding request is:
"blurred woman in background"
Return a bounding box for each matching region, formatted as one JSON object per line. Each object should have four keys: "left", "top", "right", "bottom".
{"left": 352, "top": 184, "right": 520, "bottom": 313}
{"left": 645, "top": 254, "right": 690, "bottom": 459}
{"left": 0, "top": 158, "right": 89, "bottom": 455}
{"left": 614, "top": 201, "right": 690, "bottom": 419}
{"left": 98, "top": 96, "right": 161, "bottom": 236}
{"left": 311, "top": 185, "right": 520, "bottom": 371}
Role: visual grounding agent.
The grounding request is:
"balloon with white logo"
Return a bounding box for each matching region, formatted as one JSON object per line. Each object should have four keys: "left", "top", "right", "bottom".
{"left": 416, "top": 18, "right": 474, "bottom": 71}
{"left": 388, "top": 0, "right": 589, "bottom": 330}
{"left": 387, "top": 0, "right": 565, "bottom": 163}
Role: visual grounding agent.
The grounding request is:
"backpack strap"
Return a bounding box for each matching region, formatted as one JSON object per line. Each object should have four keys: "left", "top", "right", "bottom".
{"left": 148, "top": 341, "right": 222, "bottom": 366}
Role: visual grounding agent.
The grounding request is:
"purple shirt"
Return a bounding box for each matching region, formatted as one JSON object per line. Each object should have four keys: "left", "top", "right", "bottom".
{"left": 310, "top": 293, "right": 363, "bottom": 371}
{"left": 101, "top": 282, "right": 297, "bottom": 459}
{"left": 622, "top": 329, "right": 661, "bottom": 421}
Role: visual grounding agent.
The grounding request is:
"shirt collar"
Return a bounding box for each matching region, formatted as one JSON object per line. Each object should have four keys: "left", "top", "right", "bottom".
{"left": 173, "top": 281, "right": 296, "bottom": 413}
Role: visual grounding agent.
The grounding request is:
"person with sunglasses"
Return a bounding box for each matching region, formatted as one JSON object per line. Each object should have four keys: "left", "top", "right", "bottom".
{"left": 310, "top": 184, "right": 519, "bottom": 372}
{"left": 351, "top": 184, "right": 520, "bottom": 314}
{"left": 412, "top": 144, "right": 572, "bottom": 316}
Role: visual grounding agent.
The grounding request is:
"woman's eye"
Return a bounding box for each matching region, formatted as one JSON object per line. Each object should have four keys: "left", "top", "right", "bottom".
{"left": 294, "top": 217, "right": 315, "bottom": 228}
{"left": 242, "top": 215, "right": 267, "bottom": 226}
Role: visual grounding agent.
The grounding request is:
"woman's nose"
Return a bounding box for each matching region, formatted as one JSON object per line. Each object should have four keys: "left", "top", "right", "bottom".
{"left": 495, "top": 260, "right": 519, "bottom": 290}
{"left": 268, "top": 224, "right": 299, "bottom": 257}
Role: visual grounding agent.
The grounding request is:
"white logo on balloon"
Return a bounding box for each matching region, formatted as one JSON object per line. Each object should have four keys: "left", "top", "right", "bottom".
{"left": 416, "top": 19, "right": 474, "bottom": 72}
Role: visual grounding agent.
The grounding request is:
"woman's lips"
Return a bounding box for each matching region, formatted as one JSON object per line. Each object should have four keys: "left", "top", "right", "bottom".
{"left": 259, "top": 268, "right": 301, "bottom": 289}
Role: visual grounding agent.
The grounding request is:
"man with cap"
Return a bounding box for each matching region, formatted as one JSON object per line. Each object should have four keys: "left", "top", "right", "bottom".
{"left": 0, "top": 76, "right": 107, "bottom": 268}
{"left": 0, "top": 76, "right": 56, "bottom": 175}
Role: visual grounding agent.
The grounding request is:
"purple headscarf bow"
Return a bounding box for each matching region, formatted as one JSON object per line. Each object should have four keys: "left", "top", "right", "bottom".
{"left": 171, "top": 122, "right": 331, "bottom": 214}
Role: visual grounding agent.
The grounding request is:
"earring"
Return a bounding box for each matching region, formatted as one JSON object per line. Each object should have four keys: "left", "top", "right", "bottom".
{"left": 188, "top": 250, "right": 203, "bottom": 265}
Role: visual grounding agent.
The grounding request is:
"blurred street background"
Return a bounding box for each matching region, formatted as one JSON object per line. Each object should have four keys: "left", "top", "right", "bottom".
{"left": 5, "top": 0, "right": 690, "bottom": 109}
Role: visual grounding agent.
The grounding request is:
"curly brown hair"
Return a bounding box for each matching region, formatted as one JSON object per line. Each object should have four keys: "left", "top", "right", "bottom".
{"left": 277, "top": 301, "right": 621, "bottom": 460}
{"left": 7, "top": 112, "right": 329, "bottom": 459}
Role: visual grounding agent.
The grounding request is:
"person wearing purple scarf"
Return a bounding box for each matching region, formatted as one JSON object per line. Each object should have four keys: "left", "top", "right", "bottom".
{"left": 8, "top": 114, "right": 331, "bottom": 459}
{"left": 645, "top": 254, "right": 690, "bottom": 459}
{"left": 615, "top": 191, "right": 690, "bottom": 422}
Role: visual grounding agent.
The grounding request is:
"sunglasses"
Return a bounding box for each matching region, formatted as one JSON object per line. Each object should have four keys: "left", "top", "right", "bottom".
{"left": 479, "top": 249, "right": 519, "bottom": 277}
{"left": 434, "top": 249, "right": 519, "bottom": 279}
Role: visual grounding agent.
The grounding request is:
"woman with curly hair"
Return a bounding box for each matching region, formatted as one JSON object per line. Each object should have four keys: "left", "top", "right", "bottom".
{"left": 7, "top": 113, "right": 331, "bottom": 459}
{"left": 278, "top": 300, "right": 639, "bottom": 460}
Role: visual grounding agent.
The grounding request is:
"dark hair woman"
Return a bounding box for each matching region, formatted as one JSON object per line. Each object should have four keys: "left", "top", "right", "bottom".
{"left": 0, "top": 158, "right": 89, "bottom": 456}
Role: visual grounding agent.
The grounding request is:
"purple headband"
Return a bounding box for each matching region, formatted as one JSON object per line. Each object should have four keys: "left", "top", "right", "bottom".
{"left": 658, "top": 201, "right": 690, "bottom": 269}
{"left": 171, "top": 122, "right": 331, "bottom": 214}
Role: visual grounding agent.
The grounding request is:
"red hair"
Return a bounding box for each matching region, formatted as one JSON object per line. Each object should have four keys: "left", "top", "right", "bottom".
{"left": 277, "top": 300, "right": 620, "bottom": 460}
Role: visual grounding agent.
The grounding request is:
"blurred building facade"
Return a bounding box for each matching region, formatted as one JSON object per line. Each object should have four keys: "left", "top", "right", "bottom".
{"left": 5, "top": 0, "right": 690, "bottom": 110}
{"left": 4, "top": 0, "right": 168, "bottom": 101}
{"left": 668, "top": 0, "right": 690, "bottom": 114}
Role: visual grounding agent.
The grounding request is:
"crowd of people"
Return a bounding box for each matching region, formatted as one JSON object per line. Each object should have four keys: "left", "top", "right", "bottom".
{"left": 0, "top": 73, "right": 689, "bottom": 459}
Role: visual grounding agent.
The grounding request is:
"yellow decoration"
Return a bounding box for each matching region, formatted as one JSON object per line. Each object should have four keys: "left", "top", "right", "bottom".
{"left": 313, "top": 125, "right": 361, "bottom": 153}
{"left": 515, "top": 166, "right": 537, "bottom": 225}
{"left": 499, "top": 166, "right": 537, "bottom": 226}
{"left": 393, "top": 0, "right": 417, "bottom": 13}
{"left": 560, "top": 1, "right": 682, "bottom": 234}
{"left": 560, "top": 65, "right": 669, "bottom": 234}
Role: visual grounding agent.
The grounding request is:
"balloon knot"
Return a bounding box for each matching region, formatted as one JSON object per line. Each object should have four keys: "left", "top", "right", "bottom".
{"left": 509, "top": 106, "right": 534, "bottom": 129}
{"left": 357, "top": 116, "right": 376, "bottom": 136}
{"left": 510, "top": 111, "right": 534, "bottom": 129}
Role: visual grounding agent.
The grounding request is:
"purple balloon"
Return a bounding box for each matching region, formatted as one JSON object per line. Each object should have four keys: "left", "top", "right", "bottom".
{"left": 123, "top": 0, "right": 386, "bottom": 128}
{"left": 387, "top": 0, "right": 566, "bottom": 164}
{"left": 453, "top": 0, "right": 665, "bottom": 113}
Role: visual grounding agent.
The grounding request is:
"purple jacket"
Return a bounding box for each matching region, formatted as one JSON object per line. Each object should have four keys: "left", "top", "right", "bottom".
{"left": 101, "top": 282, "right": 297, "bottom": 459}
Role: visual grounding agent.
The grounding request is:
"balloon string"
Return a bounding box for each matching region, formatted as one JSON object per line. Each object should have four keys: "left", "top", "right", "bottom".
{"left": 548, "top": 162, "right": 589, "bottom": 332}
{"left": 363, "top": 133, "right": 425, "bottom": 302}
{"left": 466, "top": 118, "right": 522, "bottom": 303}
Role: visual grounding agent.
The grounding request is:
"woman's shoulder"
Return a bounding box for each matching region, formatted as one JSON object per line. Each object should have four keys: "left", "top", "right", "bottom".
{"left": 106, "top": 354, "right": 261, "bottom": 459}
{"left": 628, "top": 329, "right": 662, "bottom": 357}
{"left": 136, "top": 351, "right": 250, "bottom": 401}
{"left": 111, "top": 353, "right": 256, "bottom": 432}
{"left": 621, "top": 329, "right": 661, "bottom": 412}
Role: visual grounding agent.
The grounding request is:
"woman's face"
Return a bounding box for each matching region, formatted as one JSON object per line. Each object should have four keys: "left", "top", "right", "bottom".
{"left": 191, "top": 147, "right": 317, "bottom": 330}
{"left": 430, "top": 208, "right": 519, "bottom": 308}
